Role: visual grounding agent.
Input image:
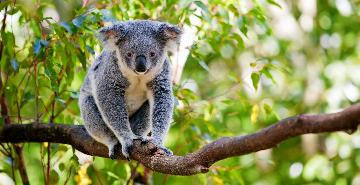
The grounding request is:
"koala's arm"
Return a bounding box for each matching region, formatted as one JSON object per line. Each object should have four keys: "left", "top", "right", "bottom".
{"left": 148, "top": 63, "right": 174, "bottom": 147}
{"left": 92, "top": 59, "right": 135, "bottom": 151}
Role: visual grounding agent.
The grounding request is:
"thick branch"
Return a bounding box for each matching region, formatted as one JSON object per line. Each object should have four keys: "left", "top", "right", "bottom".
{"left": 0, "top": 104, "right": 359, "bottom": 175}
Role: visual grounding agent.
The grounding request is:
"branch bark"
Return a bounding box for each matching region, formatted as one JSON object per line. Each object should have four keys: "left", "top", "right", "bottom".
{"left": 0, "top": 104, "right": 359, "bottom": 175}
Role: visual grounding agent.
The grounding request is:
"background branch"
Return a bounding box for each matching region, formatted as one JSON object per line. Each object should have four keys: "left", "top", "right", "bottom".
{"left": 0, "top": 104, "right": 359, "bottom": 176}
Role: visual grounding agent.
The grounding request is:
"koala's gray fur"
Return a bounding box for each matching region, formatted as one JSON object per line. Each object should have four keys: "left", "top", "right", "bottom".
{"left": 78, "top": 20, "right": 181, "bottom": 159}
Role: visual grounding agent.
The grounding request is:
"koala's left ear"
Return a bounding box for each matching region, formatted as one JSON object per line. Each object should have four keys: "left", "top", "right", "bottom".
{"left": 158, "top": 23, "right": 182, "bottom": 42}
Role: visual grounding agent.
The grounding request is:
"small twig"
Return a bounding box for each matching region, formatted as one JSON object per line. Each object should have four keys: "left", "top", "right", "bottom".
{"left": 40, "top": 144, "right": 47, "bottom": 185}
{"left": 45, "top": 91, "right": 57, "bottom": 185}
{"left": 14, "top": 145, "right": 30, "bottom": 185}
{"left": 11, "top": 154, "right": 16, "bottom": 185}
{"left": 45, "top": 143, "right": 51, "bottom": 185}
{"left": 92, "top": 165, "right": 104, "bottom": 185}
{"left": 63, "top": 165, "right": 73, "bottom": 185}
{"left": 33, "top": 59, "right": 40, "bottom": 123}
{"left": 126, "top": 162, "right": 140, "bottom": 185}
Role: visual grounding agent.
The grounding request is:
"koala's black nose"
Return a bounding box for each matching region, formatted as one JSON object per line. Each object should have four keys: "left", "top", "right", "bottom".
{"left": 135, "top": 55, "right": 147, "bottom": 73}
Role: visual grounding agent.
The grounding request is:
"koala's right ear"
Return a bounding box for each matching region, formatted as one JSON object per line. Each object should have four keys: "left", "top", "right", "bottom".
{"left": 97, "top": 24, "right": 127, "bottom": 46}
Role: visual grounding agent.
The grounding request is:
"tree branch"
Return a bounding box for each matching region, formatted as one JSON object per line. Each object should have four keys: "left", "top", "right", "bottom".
{"left": 0, "top": 104, "right": 359, "bottom": 175}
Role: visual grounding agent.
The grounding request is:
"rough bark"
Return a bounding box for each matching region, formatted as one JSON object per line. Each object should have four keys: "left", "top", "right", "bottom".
{"left": 0, "top": 104, "right": 359, "bottom": 175}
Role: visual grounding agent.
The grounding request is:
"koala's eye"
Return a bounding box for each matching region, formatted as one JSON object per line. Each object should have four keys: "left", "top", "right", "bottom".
{"left": 149, "top": 52, "right": 156, "bottom": 57}
{"left": 126, "top": 52, "right": 133, "bottom": 58}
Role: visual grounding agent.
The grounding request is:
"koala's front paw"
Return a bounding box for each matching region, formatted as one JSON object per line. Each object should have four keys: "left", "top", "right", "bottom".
{"left": 133, "top": 135, "right": 151, "bottom": 145}
{"left": 109, "top": 142, "right": 121, "bottom": 160}
{"left": 120, "top": 138, "right": 134, "bottom": 160}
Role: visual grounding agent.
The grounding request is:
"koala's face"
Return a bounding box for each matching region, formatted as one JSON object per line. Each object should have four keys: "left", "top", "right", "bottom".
{"left": 99, "top": 20, "right": 182, "bottom": 75}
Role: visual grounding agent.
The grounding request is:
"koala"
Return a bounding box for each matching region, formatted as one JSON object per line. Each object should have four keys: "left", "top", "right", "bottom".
{"left": 78, "top": 20, "right": 181, "bottom": 160}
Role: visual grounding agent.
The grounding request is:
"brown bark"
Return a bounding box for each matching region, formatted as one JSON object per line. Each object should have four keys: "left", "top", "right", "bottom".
{"left": 0, "top": 104, "right": 359, "bottom": 176}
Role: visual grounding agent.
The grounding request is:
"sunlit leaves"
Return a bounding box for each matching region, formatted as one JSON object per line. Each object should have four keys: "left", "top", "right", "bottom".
{"left": 2, "top": 32, "right": 15, "bottom": 58}
{"left": 193, "top": 1, "right": 211, "bottom": 21}
{"left": 0, "top": 0, "right": 11, "bottom": 11}
{"left": 44, "top": 59, "right": 59, "bottom": 93}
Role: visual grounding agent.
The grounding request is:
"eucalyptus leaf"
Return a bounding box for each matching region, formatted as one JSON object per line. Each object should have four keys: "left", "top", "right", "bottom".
{"left": 251, "top": 72, "right": 260, "bottom": 90}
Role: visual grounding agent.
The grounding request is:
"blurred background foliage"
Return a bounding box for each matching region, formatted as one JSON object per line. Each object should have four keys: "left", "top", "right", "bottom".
{"left": 0, "top": 0, "right": 359, "bottom": 184}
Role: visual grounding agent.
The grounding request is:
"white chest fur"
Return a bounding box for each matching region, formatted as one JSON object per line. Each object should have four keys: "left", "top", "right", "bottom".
{"left": 115, "top": 49, "right": 165, "bottom": 116}
{"left": 125, "top": 75, "right": 151, "bottom": 116}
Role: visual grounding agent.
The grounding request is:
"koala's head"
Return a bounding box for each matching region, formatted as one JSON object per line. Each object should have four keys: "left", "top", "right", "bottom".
{"left": 98, "top": 20, "right": 182, "bottom": 75}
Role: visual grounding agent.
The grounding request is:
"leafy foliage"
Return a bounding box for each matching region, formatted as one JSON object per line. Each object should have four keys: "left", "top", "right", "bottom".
{"left": 0, "top": 0, "right": 359, "bottom": 184}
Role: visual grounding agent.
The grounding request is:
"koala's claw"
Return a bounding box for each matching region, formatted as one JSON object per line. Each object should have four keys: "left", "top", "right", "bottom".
{"left": 120, "top": 138, "right": 134, "bottom": 160}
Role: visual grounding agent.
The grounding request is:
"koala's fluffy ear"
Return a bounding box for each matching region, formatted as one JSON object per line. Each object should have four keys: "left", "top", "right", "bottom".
{"left": 98, "top": 23, "right": 127, "bottom": 46}
{"left": 158, "top": 23, "right": 182, "bottom": 52}
{"left": 158, "top": 23, "right": 182, "bottom": 40}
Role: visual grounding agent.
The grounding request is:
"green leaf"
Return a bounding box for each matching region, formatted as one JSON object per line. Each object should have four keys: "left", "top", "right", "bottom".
{"left": 50, "top": 169, "right": 59, "bottom": 184}
{"left": 263, "top": 103, "right": 272, "bottom": 115}
{"left": 261, "top": 67, "right": 276, "bottom": 84}
{"left": 198, "top": 60, "right": 210, "bottom": 72}
{"left": 20, "top": 92, "right": 34, "bottom": 108}
{"left": 0, "top": 0, "right": 10, "bottom": 11}
{"left": 251, "top": 72, "right": 260, "bottom": 90}
{"left": 194, "top": 1, "right": 210, "bottom": 21}
{"left": 7, "top": 7, "right": 19, "bottom": 15}
{"left": 3, "top": 32, "right": 15, "bottom": 58}
{"left": 44, "top": 59, "right": 59, "bottom": 93}
{"left": 267, "top": 0, "right": 282, "bottom": 8}
{"left": 194, "top": 1, "right": 209, "bottom": 13}
{"left": 237, "top": 16, "right": 248, "bottom": 36}
{"left": 107, "top": 171, "right": 120, "bottom": 179}
{"left": 58, "top": 163, "right": 65, "bottom": 171}
{"left": 233, "top": 33, "right": 244, "bottom": 49}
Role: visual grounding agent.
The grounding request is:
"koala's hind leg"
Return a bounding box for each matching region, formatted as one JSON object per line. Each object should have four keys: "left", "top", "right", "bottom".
{"left": 79, "top": 95, "right": 119, "bottom": 159}
{"left": 129, "top": 101, "right": 151, "bottom": 138}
